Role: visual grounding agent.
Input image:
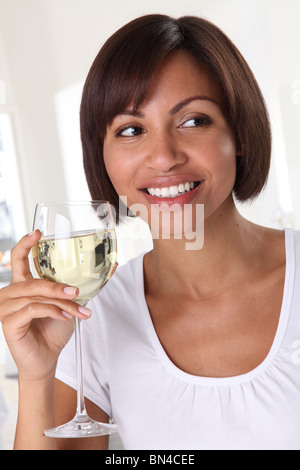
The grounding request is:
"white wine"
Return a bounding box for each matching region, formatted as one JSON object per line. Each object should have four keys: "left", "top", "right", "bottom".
{"left": 32, "top": 229, "right": 117, "bottom": 305}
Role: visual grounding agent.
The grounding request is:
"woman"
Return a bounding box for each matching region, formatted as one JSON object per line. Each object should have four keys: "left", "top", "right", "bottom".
{"left": 0, "top": 14, "right": 298, "bottom": 450}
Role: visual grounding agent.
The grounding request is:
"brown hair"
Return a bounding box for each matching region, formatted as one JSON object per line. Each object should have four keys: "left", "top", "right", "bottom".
{"left": 80, "top": 14, "right": 271, "bottom": 221}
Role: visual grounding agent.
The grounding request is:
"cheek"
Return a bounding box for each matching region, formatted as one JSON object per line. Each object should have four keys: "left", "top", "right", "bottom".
{"left": 212, "top": 131, "right": 237, "bottom": 176}
{"left": 103, "top": 152, "right": 114, "bottom": 185}
{"left": 220, "top": 134, "right": 236, "bottom": 159}
{"left": 103, "top": 144, "right": 135, "bottom": 197}
{"left": 195, "top": 125, "right": 237, "bottom": 170}
{"left": 216, "top": 125, "right": 236, "bottom": 157}
{"left": 103, "top": 143, "right": 121, "bottom": 187}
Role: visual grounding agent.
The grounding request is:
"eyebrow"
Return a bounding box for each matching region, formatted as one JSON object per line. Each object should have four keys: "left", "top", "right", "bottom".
{"left": 169, "top": 95, "right": 218, "bottom": 115}
{"left": 119, "top": 95, "right": 218, "bottom": 119}
{"left": 119, "top": 109, "right": 145, "bottom": 118}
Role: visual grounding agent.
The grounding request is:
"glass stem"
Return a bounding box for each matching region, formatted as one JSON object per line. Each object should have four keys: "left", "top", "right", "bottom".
{"left": 74, "top": 317, "right": 88, "bottom": 421}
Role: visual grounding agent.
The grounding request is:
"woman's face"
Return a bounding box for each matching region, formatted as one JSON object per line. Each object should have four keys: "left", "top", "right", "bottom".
{"left": 103, "top": 52, "right": 237, "bottom": 233}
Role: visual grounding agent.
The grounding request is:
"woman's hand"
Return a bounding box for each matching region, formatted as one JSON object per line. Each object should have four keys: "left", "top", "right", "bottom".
{"left": 0, "top": 230, "right": 92, "bottom": 383}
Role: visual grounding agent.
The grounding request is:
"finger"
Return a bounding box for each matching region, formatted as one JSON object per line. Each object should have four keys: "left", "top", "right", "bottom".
{"left": 2, "top": 302, "right": 74, "bottom": 345}
{"left": 11, "top": 230, "right": 42, "bottom": 283}
{"left": 0, "top": 295, "right": 92, "bottom": 322}
{"left": 101, "top": 261, "right": 119, "bottom": 289}
{"left": 1, "top": 278, "right": 79, "bottom": 301}
{"left": 111, "top": 261, "right": 118, "bottom": 277}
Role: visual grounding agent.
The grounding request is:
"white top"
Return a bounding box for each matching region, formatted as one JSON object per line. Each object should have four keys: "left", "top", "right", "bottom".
{"left": 56, "top": 228, "right": 300, "bottom": 450}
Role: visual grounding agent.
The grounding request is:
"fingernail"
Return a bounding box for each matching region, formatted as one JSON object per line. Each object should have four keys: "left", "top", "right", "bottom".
{"left": 28, "top": 229, "right": 41, "bottom": 237}
{"left": 63, "top": 286, "right": 79, "bottom": 296}
{"left": 61, "top": 311, "right": 72, "bottom": 320}
{"left": 78, "top": 306, "right": 92, "bottom": 317}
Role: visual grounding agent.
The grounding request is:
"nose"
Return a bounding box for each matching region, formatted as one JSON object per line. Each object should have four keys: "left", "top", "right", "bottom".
{"left": 144, "top": 131, "right": 187, "bottom": 172}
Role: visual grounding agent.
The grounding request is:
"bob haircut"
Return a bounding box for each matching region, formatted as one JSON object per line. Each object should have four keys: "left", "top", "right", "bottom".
{"left": 80, "top": 14, "right": 271, "bottom": 221}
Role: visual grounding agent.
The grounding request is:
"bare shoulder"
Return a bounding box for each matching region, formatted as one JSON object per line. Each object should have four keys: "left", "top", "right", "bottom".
{"left": 262, "top": 226, "right": 285, "bottom": 262}
{"left": 250, "top": 224, "right": 286, "bottom": 270}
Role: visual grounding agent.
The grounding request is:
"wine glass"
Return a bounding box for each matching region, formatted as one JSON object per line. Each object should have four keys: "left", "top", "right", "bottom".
{"left": 32, "top": 201, "right": 118, "bottom": 438}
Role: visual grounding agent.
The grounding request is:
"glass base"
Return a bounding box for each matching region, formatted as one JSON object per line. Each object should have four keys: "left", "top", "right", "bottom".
{"left": 44, "top": 415, "right": 118, "bottom": 439}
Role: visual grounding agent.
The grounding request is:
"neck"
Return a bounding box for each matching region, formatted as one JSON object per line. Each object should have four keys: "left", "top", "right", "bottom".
{"left": 144, "top": 200, "right": 264, "bottom": 299}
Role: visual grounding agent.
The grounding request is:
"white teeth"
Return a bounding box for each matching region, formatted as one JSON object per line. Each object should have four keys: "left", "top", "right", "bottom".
{"left": 161, "top": 187, "right": 170, "bottom": 198}
{"left": 147, "top": 181, "right": 199, "bottom": 198}
{"left": 169, "top": 185, "right": 179, "bottom": 197}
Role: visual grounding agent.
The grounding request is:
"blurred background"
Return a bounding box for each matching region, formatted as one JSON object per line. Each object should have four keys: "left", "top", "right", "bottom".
{"left": 0, "top": 0, "right": 299, "bottom": 449}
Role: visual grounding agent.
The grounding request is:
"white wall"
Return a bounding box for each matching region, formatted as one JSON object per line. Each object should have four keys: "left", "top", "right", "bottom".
{"left": 0, "top": 0, "right": 299, "bottom": 260}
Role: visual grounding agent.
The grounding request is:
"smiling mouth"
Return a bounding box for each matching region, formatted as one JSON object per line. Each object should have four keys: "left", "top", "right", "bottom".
{"left": 144, "top": 181, "right": 202, "bottom": 198}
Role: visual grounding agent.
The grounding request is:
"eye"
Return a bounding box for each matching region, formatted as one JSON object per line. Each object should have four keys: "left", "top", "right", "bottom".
{"left": 180, "top": 116, "right": 212, "bottom": 128}
{"left": 116, "top": 125, "right": 145, "bottom": 137}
